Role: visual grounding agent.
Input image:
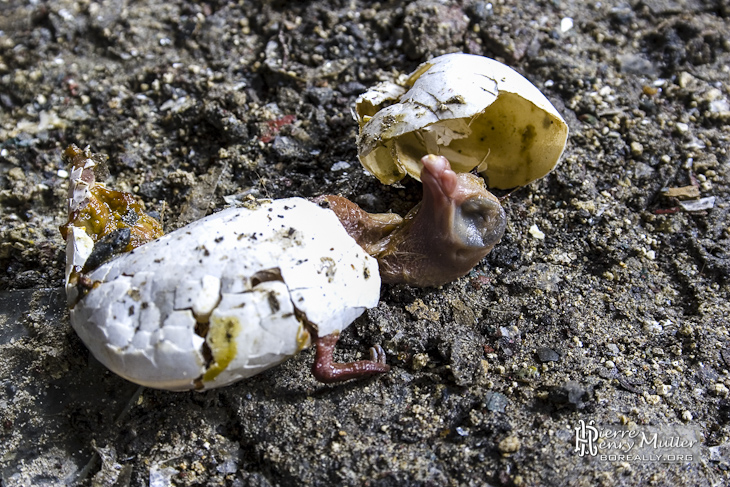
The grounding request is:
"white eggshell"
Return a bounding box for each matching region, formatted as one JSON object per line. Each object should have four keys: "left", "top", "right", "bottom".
{"left": 68, "top": 198, "right": 381, "bottom": 390}
{"left": 65, "top": 226, "right": 94, "bottom": 306}
{"left": 354, "top": 80, "right": 407, "bottom": 120}
{"left": 356, "top": 53, "right": 569, "bottom": 189}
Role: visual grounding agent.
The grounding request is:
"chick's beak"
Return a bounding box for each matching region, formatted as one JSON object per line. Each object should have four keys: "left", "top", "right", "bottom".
{"left": 420, "top": 154, "right": 458, "bottom": 202}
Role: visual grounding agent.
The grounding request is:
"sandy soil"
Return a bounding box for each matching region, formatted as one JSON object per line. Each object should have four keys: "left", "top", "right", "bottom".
{"left": 1, "top": 1, "right": 729, "bottom": 486}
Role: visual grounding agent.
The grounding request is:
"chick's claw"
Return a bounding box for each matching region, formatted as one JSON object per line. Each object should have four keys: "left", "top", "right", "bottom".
{"left": 312, "top": 332, "right": 390, "bottom": 384}
{"left": 369, "top": 344, "right": 388, "bottom": 364}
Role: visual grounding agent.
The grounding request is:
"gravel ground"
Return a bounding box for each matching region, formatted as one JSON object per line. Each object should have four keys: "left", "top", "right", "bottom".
{"left": 1, "top": 1, "right": 729, "bottom": 486}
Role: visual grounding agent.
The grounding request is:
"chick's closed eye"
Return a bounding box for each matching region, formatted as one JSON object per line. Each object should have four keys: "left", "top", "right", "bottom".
{"left": 455, "top": 197, "right": 507, "bottom": 248}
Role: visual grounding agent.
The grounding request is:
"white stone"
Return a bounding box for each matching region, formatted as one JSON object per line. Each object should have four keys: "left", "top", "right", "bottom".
{"left": 529, "top": 224, "right": 545, "bottom": 240}
{"left": 560, "top": 17, "right": 574, "bottom": 33}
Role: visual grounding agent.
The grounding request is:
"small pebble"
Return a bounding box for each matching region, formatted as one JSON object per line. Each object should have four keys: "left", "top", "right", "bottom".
{"left": 645, "top": 394, "right": 661, "bottom": 405}
{"left": 560, "top": 17, "right": 573, "bottom": 33}
{"left": 678, "top": 71, "right": 695, "bottom": 88}
{"left": 536, "top": 347, "right": 560, "bottom": 363}
{"left": 331, "top": 161, "right": 351, "bottom": 171}
{"left": 411, "top": 353, "right": 429, "bottom": 371}
{"left": 485, "top": 391, "right": 509, "bottom": 413}
{"left": 642, "top": 320, "right": 663, "bottom": 334}
{"left": 630, "top": 141, "right": 643, "bottom": 156}
{"left": 549, "top": 381, "right": 590, "bottom": 409}
{"left": 529, "top": 224, "right": 545, "bottom": 240}
{"left": 498, "top": 436, "right": 521, "bottom": 454}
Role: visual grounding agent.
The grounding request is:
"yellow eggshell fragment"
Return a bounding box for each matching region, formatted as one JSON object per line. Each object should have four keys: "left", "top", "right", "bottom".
{"left": 356, "top": 53, "right": 569, "bottom": 189}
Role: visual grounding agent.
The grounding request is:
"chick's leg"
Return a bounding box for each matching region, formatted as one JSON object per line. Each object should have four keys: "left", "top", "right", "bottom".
{"left": 312, "top": 332, "right": 390, "bottom": 383}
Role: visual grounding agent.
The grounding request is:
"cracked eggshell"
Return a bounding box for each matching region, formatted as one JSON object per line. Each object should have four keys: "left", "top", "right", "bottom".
{"left": 356, "top": 53, "right": 569, "bottom": 189}
{"left": 65, "top": 226, "right": 94, "bottom": 305}
{"left": 68, "top": 198, "right": 380, "bottom": 390}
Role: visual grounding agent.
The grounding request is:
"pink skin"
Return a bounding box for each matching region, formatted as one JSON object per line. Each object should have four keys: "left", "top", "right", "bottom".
{"left": 422, "top": 154, "right": 458, "bottom": 201}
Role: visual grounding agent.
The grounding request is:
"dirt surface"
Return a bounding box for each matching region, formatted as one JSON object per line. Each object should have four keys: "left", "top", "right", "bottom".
{"left": 1, "top": 1, "right": 729, "bottom": 486}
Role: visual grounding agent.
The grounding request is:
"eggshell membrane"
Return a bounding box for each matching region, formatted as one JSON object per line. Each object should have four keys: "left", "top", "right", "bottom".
{"left": 357, "top": 53, "right": 569, "bottom": 189}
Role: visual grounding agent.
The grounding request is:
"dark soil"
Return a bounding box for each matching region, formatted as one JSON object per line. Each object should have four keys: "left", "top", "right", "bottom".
{"left": 1, "top": 1, "right": 729, "bottom": 486}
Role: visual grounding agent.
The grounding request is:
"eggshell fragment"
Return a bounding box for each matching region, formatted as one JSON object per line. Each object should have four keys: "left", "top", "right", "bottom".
{"left": 65, "top": 226, "right": 94, "bottom": 305}
{"left": 61, "top": 144, "right": 164, "bottom": 298}
{"left": 356, "top": 53, "right": 569, "bottom": 189}
{"left": 67, "top": 198, "right": 380, "bottom": 390}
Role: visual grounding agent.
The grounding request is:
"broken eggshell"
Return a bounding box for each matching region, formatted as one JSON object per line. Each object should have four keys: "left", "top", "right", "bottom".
{"left": 67, "top": 198, "right": 381, "bottom": 390}
{"left": 356, "top": 53, "right": 569, "bottom": 189}
{"left": 61, "top": 144, "right": 164, "bottom": 306}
